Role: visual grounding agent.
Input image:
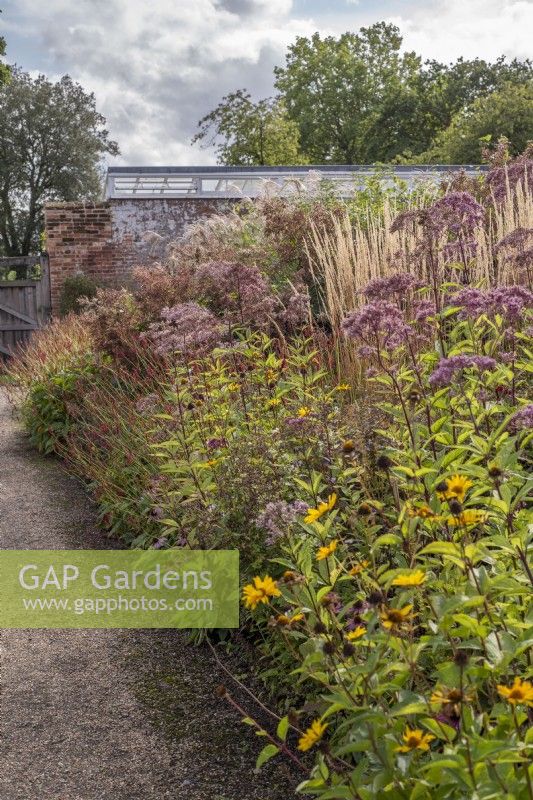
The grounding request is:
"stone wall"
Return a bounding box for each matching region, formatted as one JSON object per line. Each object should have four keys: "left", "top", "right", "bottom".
{"left": 44, "top": 198, "right": 233, "bottom": 315}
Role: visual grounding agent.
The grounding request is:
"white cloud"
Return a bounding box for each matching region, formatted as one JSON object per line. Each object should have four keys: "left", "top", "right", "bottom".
{"left": 6, "top": 0, "right": 314, "bottom": 164}
{"left": 388, "top": 0, "right": 533, "bottom": 63}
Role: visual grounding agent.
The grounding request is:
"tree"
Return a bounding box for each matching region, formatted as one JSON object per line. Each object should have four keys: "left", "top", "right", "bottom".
{"left": 368, "top": 57, "right": 531, "bottom": 162}
{"left": 198, "top": 22, "right": 533, "bottom": 166}
{"left": 0, "top": 10, "right": 10, "bottom": 86}
{"left": 422, "top": 82, "right": 533, "bottom": 164}
{"left": 273, "top": 23, "right": 422, "bottom": 163}
{"left": 0, "top": 69, "right": 119, "bottom": 258}
{"left": 193, "top": 89, "right": 306, "bottom": 165}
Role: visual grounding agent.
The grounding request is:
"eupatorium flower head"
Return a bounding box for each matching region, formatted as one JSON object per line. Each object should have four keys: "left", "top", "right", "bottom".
{"left": 194, "top": 260, "right": 276, "bottom": 328}
{"left": 429, "top": 355, "right": 497, "bottom": 387}
{"left": 452, "top": 285, "right": 533, "bottom": 323}
{"left": 342, "top": 301, "right": 411, "bottom": 352}
{"left": 146, "top": 302, "right": 223, "bottom": 357}
{"left": 363, "top": 272, "right": 417, "bottom": 301}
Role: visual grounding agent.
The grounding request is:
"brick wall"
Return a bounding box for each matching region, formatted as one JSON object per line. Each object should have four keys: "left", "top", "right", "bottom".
{"left": 44, "top": 198, "right": 233, "bottom": 315}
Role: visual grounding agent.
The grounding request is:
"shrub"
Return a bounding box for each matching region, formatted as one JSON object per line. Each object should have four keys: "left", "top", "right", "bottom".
{"left": 58, "top": 273, "right": 98, "bottom": 316}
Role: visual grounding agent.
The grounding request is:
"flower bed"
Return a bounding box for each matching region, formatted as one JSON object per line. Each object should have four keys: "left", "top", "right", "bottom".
{"left": 5, "top": 150, "right": 533, "bottom": 799}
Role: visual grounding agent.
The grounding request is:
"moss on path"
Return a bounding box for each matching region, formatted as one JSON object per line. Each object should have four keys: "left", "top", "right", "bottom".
{"left": 0, "top": 390, "right": 298, "bottom": 800}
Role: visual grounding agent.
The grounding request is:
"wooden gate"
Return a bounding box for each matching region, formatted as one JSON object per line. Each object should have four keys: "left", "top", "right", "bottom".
{"left": 0, "top": 256, "right": 51, "bottom": 358}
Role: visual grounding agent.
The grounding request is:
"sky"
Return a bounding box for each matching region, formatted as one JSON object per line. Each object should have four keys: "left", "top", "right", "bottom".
{"left": 1, "top": 0, "right": 533, "bottom": 166}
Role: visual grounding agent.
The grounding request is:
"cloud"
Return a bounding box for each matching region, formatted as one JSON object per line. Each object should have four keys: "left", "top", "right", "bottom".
{"left": 388, "top": 0, "right": 533, "bottom": 63}
{"left": 5, "top": 0, "right": 313, "bottom": 164}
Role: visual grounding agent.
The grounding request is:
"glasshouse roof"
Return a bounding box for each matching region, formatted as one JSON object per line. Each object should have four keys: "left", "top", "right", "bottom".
{"left": 105, "top": 164, "right": 487, "bottom": 199}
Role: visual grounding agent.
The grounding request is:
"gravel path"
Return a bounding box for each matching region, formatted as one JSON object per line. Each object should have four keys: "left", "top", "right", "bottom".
{"left": 0, "top": 389, "right": 298, "bottom": 800}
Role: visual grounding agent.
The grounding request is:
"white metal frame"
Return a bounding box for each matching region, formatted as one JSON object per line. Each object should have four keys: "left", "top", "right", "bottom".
{"left": 105, "top": 166, "right": 486, "bottom": 200}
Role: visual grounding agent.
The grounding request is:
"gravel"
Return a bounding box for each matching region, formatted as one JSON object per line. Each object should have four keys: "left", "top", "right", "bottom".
{"left": 0, "top": 389, "right": 299, "bottom": 800}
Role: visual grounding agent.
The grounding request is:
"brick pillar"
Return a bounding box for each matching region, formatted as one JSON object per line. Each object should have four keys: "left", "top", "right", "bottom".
{"left": 44, "top": 202, "right": 118, "bottom": 316}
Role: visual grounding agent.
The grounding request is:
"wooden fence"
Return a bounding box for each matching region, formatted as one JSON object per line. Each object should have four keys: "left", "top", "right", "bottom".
{"left": 0, "top": 256, "right": 51, "bottom": 358}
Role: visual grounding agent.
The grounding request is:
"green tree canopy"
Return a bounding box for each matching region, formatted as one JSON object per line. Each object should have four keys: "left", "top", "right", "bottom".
{"left": 274, "top": 22, "right": 422, "bottom": 163}
{"left": 192, "top": 89, "right": 306, "bottom": 166}
{"left": 421, "top": 82, "right": 533, "bottom": 164}
{"left": 0, "top": 69, "right": 119, "bottom": 256}
{"left": 197, "top": 22, "right": 533, "bottom": 165}
{"left": 0, "top": 10, "right": 10, "bottom": 86}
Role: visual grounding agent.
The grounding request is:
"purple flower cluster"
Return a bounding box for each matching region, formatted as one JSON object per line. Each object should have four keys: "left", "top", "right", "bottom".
{"left": 276, "top": 284, "right": 310, "bottom": 330}
{"left": 495, "top": 227, "right": 533, "bottom": 253}
{"left": 509, "top": 404, "right": 533, "bottom": 430}
{"left": 146, "top": 302, "right": 223, "bottom": 357}
{"left": 363, "top": 272, "right": 417, "bottom": 301}
{"left": 206, "top": 437, "right": 227, "bottom": 450}
{"left": 424, "top": 193, "right": 485, "bottom": 238}
{"left": 452, "top": 285, "right": 533, "bottom": 323}
{"left": 429, "top": 355, "right": 497, "bottom": 387}
{"left": 413, "top": 299, "right": 437, "bottom": 324}
{"left": 342, "top": 301, "right": 411, "bottom": 353}
{"left": 486, "top": 156, "right": 533, "bottom": 203}
{"left": 193, "top": 260, "right": 276, "bottom": 328}
{"left": 442, "top": 238, "right": 478, "bottom": 262}
{"left": 255, "top": 500, "right": 309, "bottom": 545}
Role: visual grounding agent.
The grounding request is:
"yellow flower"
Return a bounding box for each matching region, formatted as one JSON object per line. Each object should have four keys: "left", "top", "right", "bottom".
{"left": 297, "top": 406, "right": 312, "bottom": 417}
{"left": 380, "top": 604, "right": 413, "bottom": 633}
{"left": 335, "top": 383, "right": 351, "bottom": 391}
{"left": 346, "top": 626, "right": 366, "bottom": 641}
{"left": 497, "top": 677, "right": 533, "bottom": 707}
{"left": 297, "top": 719, "right": 328, "bottom": 752}
{"left": 437, "top": 474, "right": 473, "bottom": 503}
{"left": 392, "top": 570, "right": 426, "bottom": 587}
{"left": 349, "top": 559, "right": 369, "bottom": 576}
{"left": 267, "top": 397, "right": 281, "bottom": 407}
{"left": 430, "top": 686, "right": 471, "bottom": 714}
{"left": 242, "top": 575, "right": 281, "bottom": 610}
{"left": 406, "top": 504, "right": 440, "bottom": 520}
{"left": 304, "top": 493, "right": 337, "bottom": 524}
{"left": 446, "top": 509, "right": 488, "bottom": 527}
{"left": 316, "top": 539, "right": 338, "bottom": 561}
{"left": 396, "top": 726, "right": 435, "bottom": 753}
{"left": 275, "top": 612, "right": 305, "bottom": 627}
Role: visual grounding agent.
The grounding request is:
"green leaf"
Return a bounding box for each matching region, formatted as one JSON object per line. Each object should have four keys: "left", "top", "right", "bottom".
{"left": 421, "top": 717, "right": 457, "bottom": 742}
{"left": 276, "top": 715, "right": 289, "bottom": 742}
{"left": 255, "top": 743, "right": 279, "bottom": 770}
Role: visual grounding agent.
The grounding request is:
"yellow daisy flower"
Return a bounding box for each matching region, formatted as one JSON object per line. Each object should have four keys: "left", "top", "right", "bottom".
{"left": 304, "top": 493, "right": 337, "bottom": 524}
{"left": 267, "top": 397, "right": 281, "bottom": 407}
{"left": 430, "top": 686, "right": 471, "bottom": 715}
{"left": 349, "top": 559, "right": 369, "bottom": 576}
{"left": 316, "top": 539, "right": 338, "bottom": 561}
{"left": 437, "top": 474, "right": 473, "bottom": 503}
{"left": 275, "top": 612, "right": 304, "bottom": 627}
{"left": 380, "top": 604, "right": 414, "bottom": 633}
{"left": 406, "top": 504, "right": 440, "bottom": 520}
{"left": 297, "top": 719, "right": 328, "bottom": 752}
{"left": 346, "top": 626, "right": 366, "bottom": 641}
{"left": 335, "top": 383, "right": 351, "bottom": 391}
{"left": 396, "top": 726, "right": 435, "bottom": 753}
{"left": 297, "top": 406, "right": 312, "bottom": 417}
{"left": 497, "top": 677, "right": 533, "bottom": 707}
{"left": 242, "top": 575, "right": 281, "bottom": 610}
{"left": 446, "top": 509, "right": 488, "bottom": 527}
{"left": 391, "top": 570, "right": 426, "bottom": 587}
